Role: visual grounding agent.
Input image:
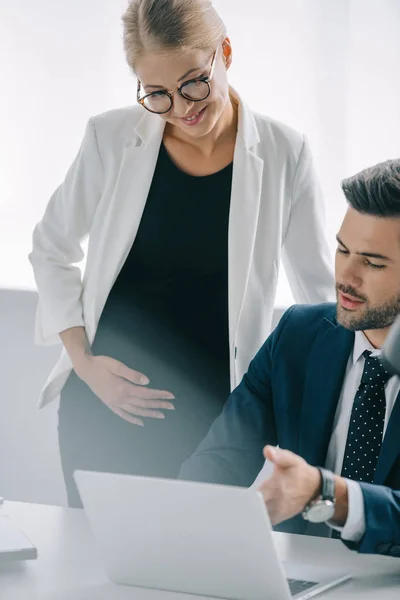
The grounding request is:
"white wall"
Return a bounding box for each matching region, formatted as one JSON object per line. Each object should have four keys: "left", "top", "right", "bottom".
{"left": 346, "top": 0, "right": 400, "bottom": 171}
{"left": 2, "top": 0, "right": 399, "bottom": 302}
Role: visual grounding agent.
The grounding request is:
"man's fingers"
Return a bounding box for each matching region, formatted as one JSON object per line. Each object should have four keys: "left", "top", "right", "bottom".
{"left": 112, "top": 407, "right": 144, "bottom": 426}
{"left": 263, "top": 446, "right": 301, "bottom": 468}
{"left": 263, "top": 445, "right": 278, "bottom": 461}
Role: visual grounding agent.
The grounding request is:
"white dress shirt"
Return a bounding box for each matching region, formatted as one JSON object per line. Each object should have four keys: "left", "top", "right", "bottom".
{"left": 325, "top": 331, "right": 400, "bottom": 541}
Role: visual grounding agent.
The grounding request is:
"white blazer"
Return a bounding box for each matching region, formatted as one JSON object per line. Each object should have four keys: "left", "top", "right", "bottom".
{"left": 30, "top": 89, "right": 334, "bottom": 409}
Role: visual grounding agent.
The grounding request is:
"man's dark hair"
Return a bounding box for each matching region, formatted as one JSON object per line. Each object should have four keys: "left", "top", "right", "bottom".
{"left": 341, "top": 159, "right": 400, "bottom": 217}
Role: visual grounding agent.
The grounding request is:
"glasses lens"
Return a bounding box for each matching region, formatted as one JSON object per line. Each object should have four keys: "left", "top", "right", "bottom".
{"left": 181, "top": 80, "right": 210, "bottom": 101}
{"left": 143, "top": 93, "right": 172, "bottom": 114}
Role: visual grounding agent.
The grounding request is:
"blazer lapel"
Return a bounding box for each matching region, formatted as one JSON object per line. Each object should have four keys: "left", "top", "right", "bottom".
{"left": 228, "top": 89, "right": 263, "bottom": 348}
{"left": 92, "top": 111, "right": 165, "bottom": 329}
{"left": 298, "top": 314, "right": 354, "bottom": 467}
{"left": 374, "top": 389, "right": 400, "bottom": 484}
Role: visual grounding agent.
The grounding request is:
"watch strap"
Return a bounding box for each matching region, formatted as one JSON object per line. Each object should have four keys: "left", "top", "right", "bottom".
{"left": 317, "top": 467, "right": 335, "bottom": 502}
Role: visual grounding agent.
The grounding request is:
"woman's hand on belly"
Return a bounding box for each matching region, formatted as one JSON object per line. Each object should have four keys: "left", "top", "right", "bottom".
{"left": 75, "top": 355, "right": 175, "bottom": 426}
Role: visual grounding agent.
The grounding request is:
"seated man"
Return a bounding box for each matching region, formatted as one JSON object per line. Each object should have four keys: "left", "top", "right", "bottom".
{"left": 180, "top": 159, "right": 400, "bottom": 558}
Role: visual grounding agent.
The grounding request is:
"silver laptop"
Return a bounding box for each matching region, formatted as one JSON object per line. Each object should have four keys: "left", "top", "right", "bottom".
{"left": 74, "top": 470, "right": 351, "bottom": 600}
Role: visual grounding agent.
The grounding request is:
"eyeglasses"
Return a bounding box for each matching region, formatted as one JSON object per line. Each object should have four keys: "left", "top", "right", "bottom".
{"left": 137, "top": 49, "right": 217, "bottom": 115}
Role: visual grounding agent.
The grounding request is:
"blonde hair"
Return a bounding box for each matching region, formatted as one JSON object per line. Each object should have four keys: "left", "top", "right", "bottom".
{"left": 122, "top": 0, "right": 227, "bottom": 70}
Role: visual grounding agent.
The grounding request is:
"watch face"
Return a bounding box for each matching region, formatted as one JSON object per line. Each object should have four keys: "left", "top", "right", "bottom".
{"left": 305, "top": 500, "right": 335, "bottom": 523}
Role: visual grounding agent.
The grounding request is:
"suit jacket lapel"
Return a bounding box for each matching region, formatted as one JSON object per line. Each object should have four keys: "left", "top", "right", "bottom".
{"left": 374, "top": 389, "right": 400, "bottom": 484}
{"left": 298, "top": 314, "right": 354, "bottom": 467}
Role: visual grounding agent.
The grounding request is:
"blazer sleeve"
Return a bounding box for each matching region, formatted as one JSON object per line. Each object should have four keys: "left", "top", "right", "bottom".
{"left": 282, "top": 136, "right": 335, "bottom": 304}
{"left": 29, "top": 118, "right": 104, "bottom": 345}
{"left": 342, "top": 482, "right": 400, "bottom": 557}
{"left": 178, "top": 308, "right": 296, "bottom": 486}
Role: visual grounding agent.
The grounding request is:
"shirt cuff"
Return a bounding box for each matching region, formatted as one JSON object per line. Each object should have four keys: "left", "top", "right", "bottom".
{"left": 328, "top": 479, "right": 366, "bottom": 542}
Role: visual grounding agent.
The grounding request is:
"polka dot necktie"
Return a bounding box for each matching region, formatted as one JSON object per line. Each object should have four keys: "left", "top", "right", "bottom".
{"left": 341, "top": 350, "right": 391, "bottom": 483}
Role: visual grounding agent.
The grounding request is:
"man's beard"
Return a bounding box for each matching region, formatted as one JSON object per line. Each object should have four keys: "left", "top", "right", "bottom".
{"left": 336, "top": 285, "right": 400, "bottom": 331}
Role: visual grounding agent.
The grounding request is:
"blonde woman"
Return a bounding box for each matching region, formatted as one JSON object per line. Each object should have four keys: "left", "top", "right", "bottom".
{"left": 30, "top": 0, "right": 334, "bottom": 507}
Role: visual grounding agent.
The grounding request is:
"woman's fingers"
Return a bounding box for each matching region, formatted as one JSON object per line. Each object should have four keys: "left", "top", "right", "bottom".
{"left": 127, "top": 385, "right": 175, "bottom": 401}
{"left": 126, "top": 397, "right": 175, "bottom": 410}
{"left": 119, "top": 404, "right": 166, "bottom": 420}
{"left": 112, "top": 361, "right": 150, "bottom": 386}
{"left": 111, "top": 407, "right": 144, "bottom": 426}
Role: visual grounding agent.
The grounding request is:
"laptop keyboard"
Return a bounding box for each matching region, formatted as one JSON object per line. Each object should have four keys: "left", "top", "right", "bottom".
{"left": 287, "top": 578, "right": 318, "bottom": 596}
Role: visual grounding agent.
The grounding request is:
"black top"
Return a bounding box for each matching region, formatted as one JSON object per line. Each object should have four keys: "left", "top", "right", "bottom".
{"left": 87, "top": 142, "right": 233, "bottom": 472}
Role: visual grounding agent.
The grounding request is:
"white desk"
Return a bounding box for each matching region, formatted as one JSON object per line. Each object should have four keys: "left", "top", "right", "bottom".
{"left": 1, "top": 501, "right": 400, "bottom": 599}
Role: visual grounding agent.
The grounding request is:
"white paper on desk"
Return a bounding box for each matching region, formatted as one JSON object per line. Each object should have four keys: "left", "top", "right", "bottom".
{"left": 250, "top": 458, "right": 274, "bottom": 488}
{"left": 0, "top": 516, "right": 38, "bottom": 562}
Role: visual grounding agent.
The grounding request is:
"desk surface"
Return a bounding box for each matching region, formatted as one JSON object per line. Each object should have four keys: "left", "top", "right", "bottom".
{"left": 1, "top": 501, "right": 400, "bottom": 600}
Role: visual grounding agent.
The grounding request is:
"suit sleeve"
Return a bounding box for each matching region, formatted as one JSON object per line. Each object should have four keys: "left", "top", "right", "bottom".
{"left": 28, "top": 118, "right": 104, "bottom": 345}
{"left": 282, "top": 136, "right": 335, "bottom": 304}
{"left": 342, "top": 482, "right": 400, "bottom": 557}
{"left": 179, "top": 308, "right": 296, "bottom": 487}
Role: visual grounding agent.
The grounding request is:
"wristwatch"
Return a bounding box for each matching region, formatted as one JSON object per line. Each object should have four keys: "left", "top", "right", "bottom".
{"left": 302, "top": 467, "right": 336, "bottom": 523}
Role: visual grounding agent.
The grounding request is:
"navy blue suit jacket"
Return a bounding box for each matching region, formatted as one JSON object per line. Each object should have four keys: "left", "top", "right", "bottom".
{"left": 179, "top": 304, "right": 400, "bottom": 557}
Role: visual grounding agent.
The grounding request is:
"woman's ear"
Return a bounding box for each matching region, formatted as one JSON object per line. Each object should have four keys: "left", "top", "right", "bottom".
{"left": 221, "top": 37, "right": 232, "bottom": 69}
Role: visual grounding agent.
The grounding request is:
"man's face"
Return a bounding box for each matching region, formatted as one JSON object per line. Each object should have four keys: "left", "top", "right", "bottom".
{"left": 335, "top": 208, "right": 400, "bottom": 332}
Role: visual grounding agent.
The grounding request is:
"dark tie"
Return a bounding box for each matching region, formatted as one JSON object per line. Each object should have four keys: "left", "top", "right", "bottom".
{"left": 341, "top": 350, "right": 391, "bottom": 484}
{"left": 331, "top": 351, "right": 391, "bottom": 539}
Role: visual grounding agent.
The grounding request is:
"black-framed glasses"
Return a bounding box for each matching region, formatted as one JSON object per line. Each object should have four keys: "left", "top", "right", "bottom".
{"left": 137, "top": 49, "right": 217, "bottom": 115}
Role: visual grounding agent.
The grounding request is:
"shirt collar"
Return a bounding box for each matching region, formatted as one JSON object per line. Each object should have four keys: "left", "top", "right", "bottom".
{"left": 352, "top": 330, "right": 381, "bottom": 364}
